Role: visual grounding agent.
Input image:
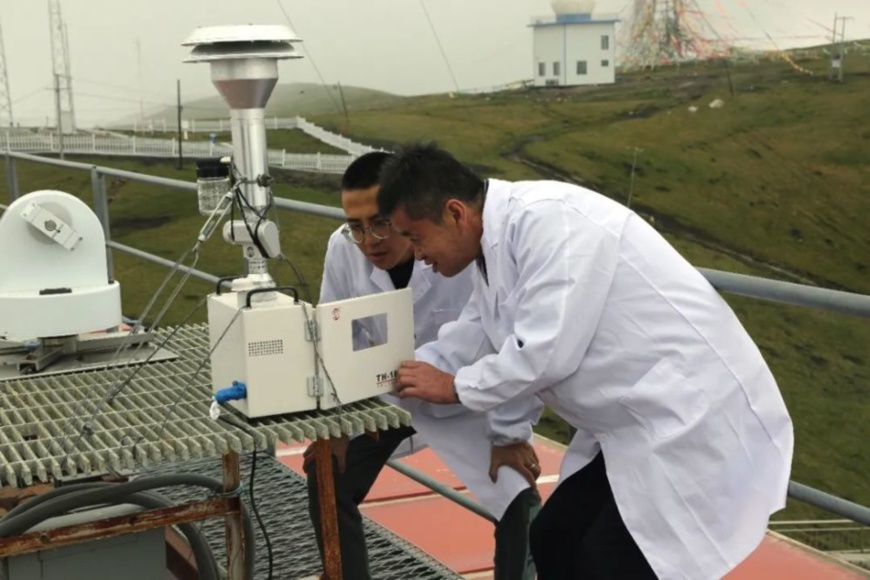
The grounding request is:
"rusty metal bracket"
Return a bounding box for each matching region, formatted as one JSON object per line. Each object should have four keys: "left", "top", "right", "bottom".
{"left": 0, "top": 496, "right": 236, "bottom": 558}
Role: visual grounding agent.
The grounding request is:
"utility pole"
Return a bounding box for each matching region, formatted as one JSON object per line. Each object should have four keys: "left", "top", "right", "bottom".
{"left": 176, "top": 79, "right": 183, "bottom": 170}
{"left": 54, "top": 73, "right": 64, "bottom": 160}
{"left": 335, "top": 81, "right": 349, "bottom": 128}
{"left": 627, "top": 147, "right": 643, "bottom": 208}
{"left": 830, "top": 14, "right": 852, "bottom": 82}
{"left": 838, "top": 16, "right": 851, "bottom": 83}
{"left": 724, "top": 58, "right": 734, "bottom": 96}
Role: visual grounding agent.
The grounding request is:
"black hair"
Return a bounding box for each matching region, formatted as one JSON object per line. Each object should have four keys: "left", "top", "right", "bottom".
{"left": 377, "top": 142, "right": 485, "bottom": 222}
{"left": 341, "top": 151, "right": 392, "bottom": 191}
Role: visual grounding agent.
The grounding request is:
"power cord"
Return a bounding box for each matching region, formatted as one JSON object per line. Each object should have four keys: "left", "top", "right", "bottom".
{"left": 231, "top": 162, "right": 315, "bottom": 304}
{"left": 228, "top": 161, "right": 272, "bottom": 261}
{"left": 269, "top": 195, "right": 313, "bottom": 304}
{"left": 278, "top": 252, "right": 313, "bottom": 304}
{"left": 217, "top": 413, "right": 274, "bottom": 580}
{"left": 248, "top": 446, "right": 272, "bottom": 580}
{"left": 234, "top": 187, "right": 271, "bottom": 260}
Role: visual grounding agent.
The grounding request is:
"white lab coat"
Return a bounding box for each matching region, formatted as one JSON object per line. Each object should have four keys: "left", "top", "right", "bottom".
{"left": 416, "top": 179, "right": 794, "bottom": 579}
{"left": 320, "top": 226, "right": 544, "bottom": 519}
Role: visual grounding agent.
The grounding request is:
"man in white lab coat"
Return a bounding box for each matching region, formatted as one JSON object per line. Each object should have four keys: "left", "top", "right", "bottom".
{"left": 381, "top": 143, "right": 794, "bottom": 579}
{"left": 303, "top": 152, "right": 545, "bottom": 580}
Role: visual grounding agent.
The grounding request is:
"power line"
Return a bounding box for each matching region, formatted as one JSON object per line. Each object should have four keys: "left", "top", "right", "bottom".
{"left": 756, "top": 0, "right": 840, "bottom": 36}
{"left": 418, "top": 0, "right": 460, "bottom": 92}
{"left": 76, "top": 77, "right": 170, "bottom": 99}
{"left": 274, "top": 0, "right": 343, "bottom": 116}
{"left": 737, "top": 1, "right": 814, "bottom": 75}
{"left": 13, "top": 85, "right": 52, "bottom": 104}
{"left": 74, "top": 90, "right": 216, "bottom": 112}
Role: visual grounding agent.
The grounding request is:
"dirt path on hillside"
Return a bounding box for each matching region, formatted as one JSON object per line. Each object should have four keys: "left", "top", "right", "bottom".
{"left": 506, "top": 151, "right": 834, "bottom": 289}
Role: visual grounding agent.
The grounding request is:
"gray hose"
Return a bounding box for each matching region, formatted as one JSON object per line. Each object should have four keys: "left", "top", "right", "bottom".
{"left": 114, "top": 491, "right": 221, "bottom": 580}
{"left": 2, "top": 481, "right": 110, "bottom": 520}
{"left": 0, "top": 474, "right": 218, "bottom": 536}
{"left": 0, "top": 473, "right": 255, "bottom": 579}
{"left": 1, "top": 485, "right": 219, "bottom": 580}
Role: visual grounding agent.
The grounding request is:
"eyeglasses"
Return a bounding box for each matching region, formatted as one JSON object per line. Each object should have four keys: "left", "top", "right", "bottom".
{"left": 341, "top": 220, "right": 393, "bottom": 244}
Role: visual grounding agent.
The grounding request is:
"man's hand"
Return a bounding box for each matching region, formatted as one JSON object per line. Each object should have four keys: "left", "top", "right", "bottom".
{"left": 489, "top": 441, "right": 541, "bottom": 489}
{"left": 395, "top": 361, "right": 458, "bottom": 404}
{"left": 302, "top": 435, "right": 350, "bottom": 474}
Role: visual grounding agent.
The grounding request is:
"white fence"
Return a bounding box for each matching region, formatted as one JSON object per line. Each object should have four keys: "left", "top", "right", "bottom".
{"left": 112, "top": 117, "right": 300, "bottom": 134}
{"left": 109, "top": 116, "right": 380, "bottom": 157}
{"left": 293, "top": 117, "right": 379, "bottom": 157}
{"left": 0, "top": 131, "right": 356, "bottom": 175}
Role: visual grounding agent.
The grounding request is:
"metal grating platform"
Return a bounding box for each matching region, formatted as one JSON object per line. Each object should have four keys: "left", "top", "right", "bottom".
{"left": 153, "top": 455, "right": 461, "bottom": 580}
{"left": 0, "top": 325, "right": 411, "bottom": 487}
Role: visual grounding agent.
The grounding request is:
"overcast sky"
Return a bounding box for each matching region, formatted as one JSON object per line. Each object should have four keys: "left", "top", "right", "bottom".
{"left": 4, "top": 0, "right": 869, "bottom": 126}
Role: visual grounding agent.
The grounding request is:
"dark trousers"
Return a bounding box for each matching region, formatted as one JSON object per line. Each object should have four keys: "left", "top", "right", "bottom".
{"left": 529, "top": 452, "right": 657, "bottom": 579}
{"left": 306, "top": 425, "right": 541, "bottom": 580}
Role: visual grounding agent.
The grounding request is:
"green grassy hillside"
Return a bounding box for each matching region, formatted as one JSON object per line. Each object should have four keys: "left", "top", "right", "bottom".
{"left": 138, "top": 82, "right": 405, "bottom": 125}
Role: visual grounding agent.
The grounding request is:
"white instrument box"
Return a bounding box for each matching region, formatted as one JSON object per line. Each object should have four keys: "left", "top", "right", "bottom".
{"left": 207, "top": 287, "right": 413, "bottom": 418}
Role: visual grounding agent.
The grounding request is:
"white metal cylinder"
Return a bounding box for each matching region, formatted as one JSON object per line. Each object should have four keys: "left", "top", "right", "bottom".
{"left": 229, "top": 108, "right": 270, "bottom": 211}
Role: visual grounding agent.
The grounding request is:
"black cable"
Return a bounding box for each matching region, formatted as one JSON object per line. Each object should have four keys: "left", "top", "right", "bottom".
{"left": 235, "top": 181, "right": 314, "bottom": 305}
{"left": 230, "top": 183, "right": 236, "bottom": 243}
{"left": 218, "top": 413, "right": 274, "bottom": 580}
{"left": 249, "top": 445, "right": 274, "bottom": 579}
{"left": 234, "top": 187, "right": 270, "bottom": 259}
{"left": 278, "top": 253, "right": 313, "bottom": 304}
{"left": 237, "top": 186, "right": 270, "bottom": 233}
{"left": 268, "top": 201, "right": 313, "bottom": 303}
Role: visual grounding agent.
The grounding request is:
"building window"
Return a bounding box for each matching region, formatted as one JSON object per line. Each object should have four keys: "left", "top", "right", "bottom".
{"left": 577, "top": 61, "right": 588, "bottom": 75}
{"left": 601, "top": 35, "right": 610, "bottom": 50}
{"left": 538, "top": 62, "right": 546, "bottom": 77}
{"left": 553, "top": 62, "right": 561, "bottom": 76}
{"left": 601, "top": 59, "right": 610, "bottom": 67}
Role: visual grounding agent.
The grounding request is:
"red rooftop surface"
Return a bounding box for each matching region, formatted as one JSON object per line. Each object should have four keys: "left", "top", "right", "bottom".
{"left": 277, "top": 437, "right": 866, "bottom": 579}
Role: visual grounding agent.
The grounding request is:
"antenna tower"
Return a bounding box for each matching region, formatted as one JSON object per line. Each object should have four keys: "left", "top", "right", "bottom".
{"left": 48, "top": 0, "right": 75, "bottom": 132}
{"left": 135, "top": 37, "right": 145, "bottom": 123}
{"left": 0, "top": 19, "right": 12, "bottom": 127}
{"left": 621, "top": 0, "right": 731, "bottom": 70}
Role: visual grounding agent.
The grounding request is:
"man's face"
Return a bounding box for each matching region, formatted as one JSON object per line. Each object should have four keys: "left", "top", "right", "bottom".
{"left": 341, "top": 186, "right": 413, "bottom": 271}
{"left": 390, "top": 203, "right": 477, "bottom": 278}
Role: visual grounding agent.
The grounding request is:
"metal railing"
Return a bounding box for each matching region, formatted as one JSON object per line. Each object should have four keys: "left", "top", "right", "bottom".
{"left": 2, "top": 152, "right": 870, "bottom": 549}
{"left": 769, "top": 519, "right": 870, "bottom": 571}
{"left": 770, "top": 519, "right": 870, "bottom": 554}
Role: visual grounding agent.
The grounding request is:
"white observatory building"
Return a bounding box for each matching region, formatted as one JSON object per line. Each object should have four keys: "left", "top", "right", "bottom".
{"left": 530, "top": 0, "right": 617, "bottom": 87}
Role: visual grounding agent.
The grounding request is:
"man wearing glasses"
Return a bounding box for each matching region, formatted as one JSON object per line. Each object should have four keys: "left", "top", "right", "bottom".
{"left": 304, "top": 151, "right": 544, "bottom": 580}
